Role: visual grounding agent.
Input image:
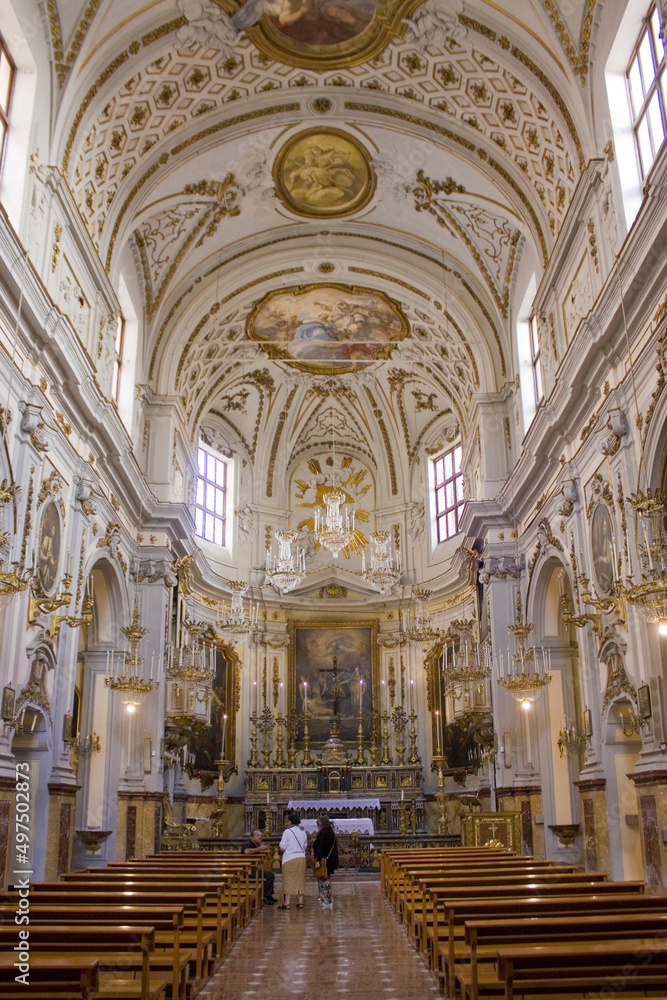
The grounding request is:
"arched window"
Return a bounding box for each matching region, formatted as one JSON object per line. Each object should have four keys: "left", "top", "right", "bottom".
{"left": 195, "top": 443, "right": 231, "bottom": 547}
{"left": 432, "top": 444, "right": 464, "bottom": 542}
{"left": 0, "top": 34, "right": 15, "bottom": 173}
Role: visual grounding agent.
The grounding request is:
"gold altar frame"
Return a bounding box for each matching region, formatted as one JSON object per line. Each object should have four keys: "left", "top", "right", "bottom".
{"left": 289, "top": 619, "right": 378, "bottom": 743}
{"left": 189, "top": 641, "right": 240, "bottom": 781}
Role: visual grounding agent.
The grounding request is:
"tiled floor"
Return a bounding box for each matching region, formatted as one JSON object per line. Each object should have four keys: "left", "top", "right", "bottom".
{"left": 201, "top": 879, "right": 440, "bottom": 1000}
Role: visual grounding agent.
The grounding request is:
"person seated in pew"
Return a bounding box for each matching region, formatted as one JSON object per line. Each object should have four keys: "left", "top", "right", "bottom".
{"left": 242, "top": 830, "right": 277, "bottom": 905}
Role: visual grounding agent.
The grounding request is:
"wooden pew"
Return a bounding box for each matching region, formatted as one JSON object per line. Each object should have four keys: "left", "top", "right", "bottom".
{"left": 493, "top": 939, "right": 667, "bottom": 1000}
{"left": 0, "top": 904, "right": 192, "bottom": 1000}
{"left": 0, "top": 889, "right": 212, "bottom": 984}
{"left": 382, "top": 849, "right": 519, "bottom": 897}
{"left": 406, "top": 870, "right": 611, "bottom": 950}
{"left": 59, "top": 871, "right": 241, "bottom": 943}
{"left": 0, "top": 925, "right": 168, "bottom": 1000}
{"left": 432, "top": 889, "right": 662, "bottom": 997}
{"left": 0, "top": 954, "right": 99, "bottom": 1000}
{"left": 461, "top": 911, "right": 667, "bottom": 1000}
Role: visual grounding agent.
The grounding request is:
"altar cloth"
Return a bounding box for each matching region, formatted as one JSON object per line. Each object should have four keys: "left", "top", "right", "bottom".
{"left": 287, "top": 798, "right": 380, "bottom": 811}
{"left": 300, "top": 818, "right": 374, "bottom": 835}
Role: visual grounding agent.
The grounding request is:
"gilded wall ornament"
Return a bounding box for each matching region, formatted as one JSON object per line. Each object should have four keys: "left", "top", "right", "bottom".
{"left": 247, "top": 283, "right": 408, "bottom": 374}
{"left": 273, "top": 128, "right": 375, "bottom": 218}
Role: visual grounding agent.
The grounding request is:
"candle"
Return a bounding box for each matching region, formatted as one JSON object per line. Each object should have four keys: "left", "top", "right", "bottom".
{"left": 359, "top": 679, "right": 363, "bottom": 714}
{"left": 401, "top": 789, "right": 404, "bottom": 801}
{"left": 644, "top": 525, "right": 654, "bottom": 569}
{"left": 150, "top": 653, "right": 154, "bottom": 681}
{"left": 410, "top": 679, "right": 414, "bottom": 713}
{"left": 266, "top": 791, "right": 270, "bottom": 804}
{"left": 303, "top": 681, "right": 308, "bottom": 717}
{"left": 106, "top": 651, "right": 110, "bottom": 678}
{"left": 221, "top": 713, "right": 227, "bottom": 754}
{"left": 253, "top": 680, "right": 257, "bottom": 714}
{"left": 435, "top": 709, "right": 441, "bottom": 753}
{"left": 31, "top": 712, "right": 37, "bottom": 731}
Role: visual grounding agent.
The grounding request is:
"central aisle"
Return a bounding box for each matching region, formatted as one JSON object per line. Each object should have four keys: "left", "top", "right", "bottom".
{"left": 201, "top": 879, "right": 440, "bottom": 1000}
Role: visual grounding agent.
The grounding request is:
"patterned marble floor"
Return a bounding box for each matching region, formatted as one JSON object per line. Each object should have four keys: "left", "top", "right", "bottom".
{"left": 200, "top": 879, "right": 440, "bottom": 1000}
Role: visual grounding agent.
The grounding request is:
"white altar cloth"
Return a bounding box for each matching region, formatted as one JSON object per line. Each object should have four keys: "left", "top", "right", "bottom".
{"left": 300, "top": 818, "right": 374, "bottom": 836}
{"left": 287, "top": 798, "right": 380, "bottom": 811}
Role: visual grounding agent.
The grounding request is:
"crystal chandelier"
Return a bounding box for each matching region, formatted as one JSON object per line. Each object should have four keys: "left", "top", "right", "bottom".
{"left": 265, "top": 528, "right": 306, "bottom": 595}
{"left": 401, "top": 586, "right": 444, "bottom": 651}
{"left": 624, "top": 488, "right": 667, "bottom": 633}
{"left": 442, "top": 618, "right": 491, "bottom": 698}
{"left": 105, "top": 597, "right": 157, "bottom": 713}
{"left": 313, "top": 486, "right": 355, "bottom": 558}
{"left": 165, "top": 618, "right": 214, "bottom": 732}
{"left": 362, "top": 530, "right": 400, "bottom": 594}
{"left": 498, "top": 596, "right": 551, "bottom": 709}
{"left": 217, "top": 581, "right": 257, "bottom": 644}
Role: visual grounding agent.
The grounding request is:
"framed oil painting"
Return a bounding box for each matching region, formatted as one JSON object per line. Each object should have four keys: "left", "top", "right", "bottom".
{"left": 290, "top": 621, "right": 376, "bottom": 742}
{"left": 637, "top": 684, "right": 652, "bottom": 720}
{"left": 591, "top": 502, "right": 615, "bottom": 595}
{"left": 247, "top": 283, "right": 408, "bottom": 374}
{"left": 189, "top": 644, "right": 238, "bottom": 780}
{"left": 273, "top": 128, "right": 375, "bottom": 218}
{"left": 37, "top": 500, "right": 61, "bottom": 595}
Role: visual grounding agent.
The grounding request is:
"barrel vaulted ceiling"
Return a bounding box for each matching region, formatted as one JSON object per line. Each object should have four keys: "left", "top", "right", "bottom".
{"left": 42, "top": 0, "right": 597, "bottom": 509}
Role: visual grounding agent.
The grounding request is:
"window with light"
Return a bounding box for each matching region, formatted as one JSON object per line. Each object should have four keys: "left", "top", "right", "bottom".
{"left": 0, "top": 35, "right": 15, "bottom": 171}
{"left": 433, "top": 445, "right": 465, "bottom": 542}
{"left": 111, "top": 316, "right": 123, "bottom": 404}
{"left": 529, "top": 315, "right": 543, "bottom": 406}
{"left": 626, "top": 4, "right": 665, "bottom": 179}
{"left": 195, "top": 445, "right": 228, "bottom": 546}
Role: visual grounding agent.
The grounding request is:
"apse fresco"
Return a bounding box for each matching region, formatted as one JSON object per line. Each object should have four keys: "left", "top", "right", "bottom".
{"left": 248, "top": 284, "right": 408, "bottom": 373}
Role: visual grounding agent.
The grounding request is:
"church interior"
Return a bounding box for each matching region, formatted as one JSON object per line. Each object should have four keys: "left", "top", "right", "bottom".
{"left": 2, "top": 0, "right": 667, "bottom": 924}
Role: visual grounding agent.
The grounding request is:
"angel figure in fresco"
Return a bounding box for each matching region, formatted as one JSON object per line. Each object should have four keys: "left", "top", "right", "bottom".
{"left": 402, "top": 0, "right": 466, "bottom": 52}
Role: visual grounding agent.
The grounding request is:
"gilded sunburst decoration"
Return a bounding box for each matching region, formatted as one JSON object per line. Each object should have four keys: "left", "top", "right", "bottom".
{"left": 294, "top": 455, "right": 371, "bottom": 558}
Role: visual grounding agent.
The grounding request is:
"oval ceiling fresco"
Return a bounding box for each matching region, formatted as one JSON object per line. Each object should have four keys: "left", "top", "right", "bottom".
{"left": 247, "top": 283, "right": 409, "bottom": 373}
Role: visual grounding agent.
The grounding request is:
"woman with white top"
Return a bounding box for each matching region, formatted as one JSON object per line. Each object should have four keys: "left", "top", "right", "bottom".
{"left": 278, "top": 810, "right": 308, "bottom": 909}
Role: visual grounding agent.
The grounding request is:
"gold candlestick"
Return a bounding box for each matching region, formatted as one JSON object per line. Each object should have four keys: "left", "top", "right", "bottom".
{"left": 369, "top": 711, "right": 380, "bottom": 765}
{"left": 436, "top": 766, "right": 449, "bottom": 834}
{"left": 264, "top": 802, "right": 271, "bottom": 837}
{"left": 274, "top": 713, "right": 286, "bottom": 767}
{"left": 354, "top": 713, "right": 366, "bottom": 765}
{"left": 210, "top": 757, "right": 229, "bottom": 838}
{"left": 301, "top": 715, "right": 314, "bottom": 767}
{"left": 286, "top": 709, "right": 298, "bottom": 767}
{"left": 247, "top": 713, "right": 260, "bottom": 768}
{"left": 392, "top": 705, "right": 407, "bottom": 765}
{"left": 380, "top": 711, "right": 392, "bottom": 765}
{"left": 407, "top": 710, "right": 421, "bottom": 765}
{"left": 398, "top": 801, "right": 408, "bottom": 836}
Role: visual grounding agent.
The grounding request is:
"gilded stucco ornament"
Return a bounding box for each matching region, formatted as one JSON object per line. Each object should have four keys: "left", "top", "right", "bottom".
{"left": 273, "top": 128, "right": 375, "bottom": 218}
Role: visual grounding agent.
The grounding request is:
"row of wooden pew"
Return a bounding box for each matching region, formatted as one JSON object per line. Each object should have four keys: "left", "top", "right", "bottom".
{"left": 0, "top": 850, "right": 264, "bottom": 1000}
{"left": 381, "top": 846, "right": 667, "bottom": 1000}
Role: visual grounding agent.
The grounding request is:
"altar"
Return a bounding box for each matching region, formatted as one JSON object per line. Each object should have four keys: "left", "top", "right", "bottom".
{"left": 300, "top": 818, "right": 375, "bottom": 835}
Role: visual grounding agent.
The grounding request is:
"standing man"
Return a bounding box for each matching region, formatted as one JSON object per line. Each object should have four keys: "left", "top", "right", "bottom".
{"left": 242, "top": 830, "right": 276, "bottom": 905}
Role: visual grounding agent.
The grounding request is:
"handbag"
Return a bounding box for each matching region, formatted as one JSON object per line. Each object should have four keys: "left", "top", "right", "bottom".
{"left": 313, "top": 833, "right": 336, "bottom": 879}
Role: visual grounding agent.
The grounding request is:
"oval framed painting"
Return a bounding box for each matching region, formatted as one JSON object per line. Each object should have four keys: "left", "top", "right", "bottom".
{"left": 37, "top": 500, "right": 61, "bottom": 596}
{"left": 591, "top": 502, "right": 614, "bottom": 596}
{"left": 273, "top": 128, "right": 376, "bottom": 218}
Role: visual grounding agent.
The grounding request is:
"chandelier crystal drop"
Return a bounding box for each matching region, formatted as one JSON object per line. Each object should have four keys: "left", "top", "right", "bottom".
{"left": 265, "top": 528, "right": 306, "bottom": 595}
{"left": 362, "top": 530, "right": 400, "bottom": 594}
{"left": 313, "top": 486, "right": 355, "bottom": 558}
{"left": 217, "top": 581, "right": 257, "bottom": 644}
